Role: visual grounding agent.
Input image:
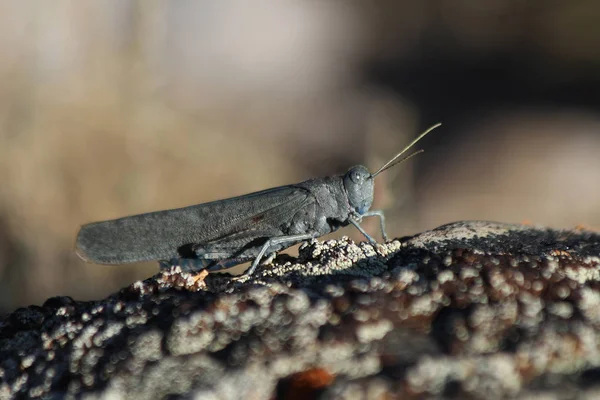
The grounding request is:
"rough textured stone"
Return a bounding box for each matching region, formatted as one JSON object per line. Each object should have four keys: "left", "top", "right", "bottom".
{"left": 1, "top": 221, "right": 600, "bottom": 399}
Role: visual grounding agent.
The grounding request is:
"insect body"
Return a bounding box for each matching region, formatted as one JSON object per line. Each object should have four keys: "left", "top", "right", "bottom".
{"left": 76, "top": 124, "right": 440, "bottom": 275}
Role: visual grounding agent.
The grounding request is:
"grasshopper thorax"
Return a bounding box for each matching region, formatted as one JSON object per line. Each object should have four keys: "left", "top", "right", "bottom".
{"left": 343, "top": 165, "right": 374, "bottom": 215}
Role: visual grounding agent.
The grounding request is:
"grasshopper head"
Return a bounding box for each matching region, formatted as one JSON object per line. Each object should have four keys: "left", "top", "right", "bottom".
{"left": 343, "top": 165, "right": 374, "bottom": 215}
{"left": 342, "top": 124, "right": 441, "bottom": 218}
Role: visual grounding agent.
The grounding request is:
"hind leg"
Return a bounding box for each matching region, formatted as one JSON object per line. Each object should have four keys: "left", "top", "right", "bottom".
{"left": 246, "top": 233, "right": 315, "bottom": 276}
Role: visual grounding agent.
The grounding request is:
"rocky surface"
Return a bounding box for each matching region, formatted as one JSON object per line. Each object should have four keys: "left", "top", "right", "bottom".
{"left": 2, "top": 221, "right": 600, "bottom": 399}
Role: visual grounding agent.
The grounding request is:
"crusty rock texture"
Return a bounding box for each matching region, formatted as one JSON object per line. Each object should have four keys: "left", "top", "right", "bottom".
{"left": 2, "top": 221, "right": 600, "bottom": 399}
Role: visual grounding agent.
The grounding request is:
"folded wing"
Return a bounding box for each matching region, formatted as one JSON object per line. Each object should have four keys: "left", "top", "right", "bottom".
{"left": 75, "top": 186, "right": 313, "bottom": 264}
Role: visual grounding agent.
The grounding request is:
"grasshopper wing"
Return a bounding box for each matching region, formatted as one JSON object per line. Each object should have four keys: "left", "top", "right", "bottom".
{"left": 75, "top": 186, "right": 314, "bottom": 264}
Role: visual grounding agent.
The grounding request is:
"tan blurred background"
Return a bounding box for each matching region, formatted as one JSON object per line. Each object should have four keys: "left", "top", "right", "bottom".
{"left": 1, "top": 0, "right": 600, "bottom": 312}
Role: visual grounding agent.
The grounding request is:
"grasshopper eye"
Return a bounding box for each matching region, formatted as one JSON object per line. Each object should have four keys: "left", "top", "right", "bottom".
{"left": 350, "top": 170, "right": 363, "bottom": 183}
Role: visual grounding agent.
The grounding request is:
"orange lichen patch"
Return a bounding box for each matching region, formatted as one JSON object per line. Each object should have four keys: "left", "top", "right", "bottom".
{"left": 192, "top": 269, "right": 209, "bottom": 285}
{"left": 521, "top": 220, "right": 534, "bottom": 225}
{"left": 549, "top": 249, "right": 571, "bottom": 257}
{"left": 281, "top": 368, "right": 335, "bottom": 399}
{"left": 575, "top": 224, "right": 599, "bottom": 232}
{"left": 516, "top": 353, "right": 538, "bottom": 383}
{"left": 146, "top": 266, "right": 211, "bottom": 293}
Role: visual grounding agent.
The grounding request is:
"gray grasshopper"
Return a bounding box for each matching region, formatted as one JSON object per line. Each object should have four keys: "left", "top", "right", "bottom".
{"left": 76, "top": 124, "right": 440, "bottom": 276}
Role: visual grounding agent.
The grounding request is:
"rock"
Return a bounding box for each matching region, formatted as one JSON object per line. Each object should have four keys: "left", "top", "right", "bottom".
{"left": 1, "top": 221, "right": 600, "bottom": 399}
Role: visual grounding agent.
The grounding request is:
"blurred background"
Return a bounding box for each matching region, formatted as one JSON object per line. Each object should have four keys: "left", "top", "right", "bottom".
{"left": 1, "top": 0, "right": 600, "bottom": 312}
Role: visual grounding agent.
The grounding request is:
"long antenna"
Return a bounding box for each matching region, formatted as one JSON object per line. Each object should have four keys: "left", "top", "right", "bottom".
{"left": 376, "top": 149, "right": 424, "bottom": 173}
{"left": 371, "top": 123, "right": 441, "bottom": 178}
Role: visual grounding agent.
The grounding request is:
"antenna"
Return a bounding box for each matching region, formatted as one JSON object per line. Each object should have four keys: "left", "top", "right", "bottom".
{"left": 371, "top": 123, "right": 441, "bottom": 178}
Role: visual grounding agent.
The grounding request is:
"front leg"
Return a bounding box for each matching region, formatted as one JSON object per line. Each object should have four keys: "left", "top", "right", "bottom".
{"left": 361, "top": 210, "right": 388, "bottom": 241}
{"left": 348, "top": 215, "right": 377, "bottom": 244}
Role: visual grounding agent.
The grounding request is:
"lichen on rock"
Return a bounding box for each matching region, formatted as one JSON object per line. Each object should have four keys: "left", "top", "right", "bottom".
{"left": 1, "top": 221, "right": 600, "bottom": 399}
